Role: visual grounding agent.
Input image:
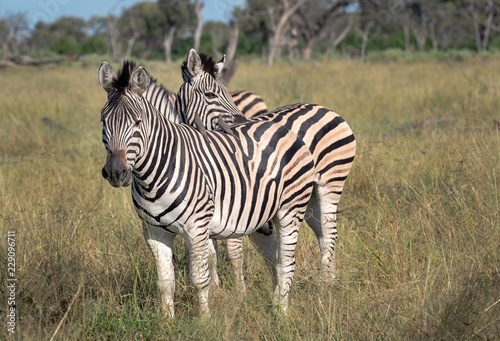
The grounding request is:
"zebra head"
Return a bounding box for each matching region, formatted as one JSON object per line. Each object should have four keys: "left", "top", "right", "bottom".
{"left": 98, "top": 61, "right": 150, "bottom": 187}
{"left": 177, "top": 49, "right": 245, "bottom": 136}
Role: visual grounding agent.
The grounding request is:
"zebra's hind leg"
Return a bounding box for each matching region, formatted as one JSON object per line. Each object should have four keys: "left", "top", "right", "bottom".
{"left": 272, "top": 211, "right": 306, "bottom": 315}
{"left": 225, "top": 238, "right": 246, "bottom": 293}
{"left": 208, "top": 239, "right": 221, "bottom": 287}
{"left": 142, "top": 223, "right": 176, "bottom": 318}
{"left": 305, "top": 188, "right": 340, "bottom": 281}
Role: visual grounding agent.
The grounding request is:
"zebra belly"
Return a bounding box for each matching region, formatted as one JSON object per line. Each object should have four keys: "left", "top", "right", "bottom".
{"left": 207, "top": 180, "right": 280, "bottom": 239}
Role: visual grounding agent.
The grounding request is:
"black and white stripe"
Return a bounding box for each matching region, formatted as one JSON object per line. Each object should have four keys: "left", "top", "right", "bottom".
{"left": 230, "top": 90, "right": 268, "bottom": 118}
{"left": 98, "top": 61, "right": 315, "bottom": 317}
{"left": 176, "top": 49, "right": 356, "bottom": 283}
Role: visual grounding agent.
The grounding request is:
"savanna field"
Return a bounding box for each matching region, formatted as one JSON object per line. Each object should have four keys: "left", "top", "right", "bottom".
{"left": 0, "top": 56, "right": 499, "bottom": 340}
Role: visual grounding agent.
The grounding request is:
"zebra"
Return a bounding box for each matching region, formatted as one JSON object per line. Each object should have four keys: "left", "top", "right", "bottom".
{"left": 176, "top": 49, "right": 356, "bottom": 283}
{"left": 230, "top": 90, "right": 268, "bottom": 118}
{"left": 97, "top": 60, "right": 316, "bottom": 317}
{"left": 141, "top": 69, "right": 269, "bottom": 292}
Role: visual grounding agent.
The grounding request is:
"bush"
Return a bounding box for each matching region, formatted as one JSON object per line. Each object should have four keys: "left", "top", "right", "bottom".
{"left": 81, "top": 38, "right": 108, "bottom": 55}
{"left": 365, "top": 48, "right": 480, "bottom": 63}
{"left": 50, "top": 36, "right": 81, "bottom": 55}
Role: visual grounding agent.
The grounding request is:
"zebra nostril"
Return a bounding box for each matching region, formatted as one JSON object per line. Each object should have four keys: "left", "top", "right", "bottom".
{"left": 102, "top": 167, "right": 108, "bottom": 179}
{"left": 119, "top": 169, "right": 127, "bottom": 180}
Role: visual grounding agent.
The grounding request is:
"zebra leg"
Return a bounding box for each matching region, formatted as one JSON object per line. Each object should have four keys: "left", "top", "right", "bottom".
{"left": 208, "top": 239, "right": 220, "bottom": 287}
{"left": 272, "top": 213, "right": 302, "bottom": 315}
{"left": 142, "top": 222, "right": 176, "bottom": 318}
{"left": 184, "top": 229, "right": 212, "bottom": 318}
{"left": 225, "top": 238, "right": 246, "bottom": 293}
{"left": 305, "top": 188, "right": 339, "bottom": 281}
{"left": 248, "top": 226, "right": 278, "bottom": 285}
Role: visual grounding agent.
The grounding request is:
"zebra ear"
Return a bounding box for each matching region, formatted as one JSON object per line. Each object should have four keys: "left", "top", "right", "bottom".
{"left": 214, "top": 54, "right": 225, "bottom": 79}
{"left": 129, "top": 66, "right": 151, "bottom": 96}
{"left": 186, "top": 48, "right": 202, "bottom": 78}
{"left": 98, "top": 62, "right": 115, "bottom": 93}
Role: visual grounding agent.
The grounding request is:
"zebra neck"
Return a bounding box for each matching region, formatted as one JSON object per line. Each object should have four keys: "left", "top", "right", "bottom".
{"left": 132, "top": 100, "right": 179, "bottom": 193}
{"left": 143, "top": 81, "right": 180, "bottom": 123}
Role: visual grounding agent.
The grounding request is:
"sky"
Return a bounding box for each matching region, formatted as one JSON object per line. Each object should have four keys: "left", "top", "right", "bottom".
{"left": 1, "top": 0, "right": 245, "bottom": 27}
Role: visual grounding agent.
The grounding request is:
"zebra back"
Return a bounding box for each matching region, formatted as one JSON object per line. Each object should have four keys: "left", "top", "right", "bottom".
{"left": 230, "top": 90, "right": 268, "bottom": 118}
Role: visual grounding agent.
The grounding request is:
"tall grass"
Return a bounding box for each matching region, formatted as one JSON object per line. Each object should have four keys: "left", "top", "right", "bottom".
{"left": 1, "top": 57, "right": 499, "bottom": 340}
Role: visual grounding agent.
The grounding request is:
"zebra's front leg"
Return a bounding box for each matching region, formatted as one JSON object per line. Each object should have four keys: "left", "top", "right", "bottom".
{"left": 225, "top": 238, "right": 246, "bottom": 293}
{"left": 142, "top": 223, "right": 176, "bottom": 318}
{"left": 272, "top": 214, "right": 302, "bottom": 315}
{"left": 184, "top": 229, "right": 212, "bottom": 317}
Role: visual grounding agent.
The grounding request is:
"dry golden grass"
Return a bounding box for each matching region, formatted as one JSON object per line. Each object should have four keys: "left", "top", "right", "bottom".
{"left": 0, "top": 56, "right": 499, "bottom": 340}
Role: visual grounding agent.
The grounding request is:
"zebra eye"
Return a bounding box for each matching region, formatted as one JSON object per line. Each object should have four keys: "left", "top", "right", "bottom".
{"left": 134, "top": 120, "right": 142, "bottom": 127}
{"left": 205, "top": 91, "right": 217, "bottom": 99}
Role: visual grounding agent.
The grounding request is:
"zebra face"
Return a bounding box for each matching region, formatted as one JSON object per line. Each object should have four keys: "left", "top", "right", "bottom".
{"left": 177, "top": 49, "right": 243, "bottom": 132}
{"left": 100, "top": 92, "right": 143, "bottom": 187}
{"left": 98, "top": 61, "right": 150, "bottom": 188}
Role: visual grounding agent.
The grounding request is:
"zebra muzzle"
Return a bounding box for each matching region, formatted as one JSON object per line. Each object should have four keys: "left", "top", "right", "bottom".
{"left": 102, "top": 150, "right": 132, "bottom": 187}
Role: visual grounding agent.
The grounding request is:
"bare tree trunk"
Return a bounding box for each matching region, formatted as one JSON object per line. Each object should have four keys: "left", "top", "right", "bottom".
{"left": 403, "top": 23, "right": 410, "bottom": 51}
{"left": 429, "top": 18, "right": 438, "bottom": 51}
{"left": 472, "top": 19, "right": 482, "bottom": 52}
{"left": 266, "top": 0, "right": 309, "bottom": 65}
{"left": 193, "top": 0, "right": 203, "bottom": 51}
{"left": 163, "top": 26, "right": 176, "bottom": 63}
{"left": 219, "top": 19, "right": 239, "bottom": 85}
{"left": 107, "top": 16, "right": 121, "bottom": 62}
{"left": 327, "top": 21, "right": 352, "bottom": 55}
{"left": 482, "top": 9, "right": 494, "bottom": 51}
{"left": 226, "top": 19, "right": 239, "bottom": 62}
{"left": 302, "top": 40, "right": 313, "bottom": 60}
{"left": 124, "top": 18, "right": 140, "bottom": 60}
{"left": 359, "top": 21, "right": 374, "bottom": 65}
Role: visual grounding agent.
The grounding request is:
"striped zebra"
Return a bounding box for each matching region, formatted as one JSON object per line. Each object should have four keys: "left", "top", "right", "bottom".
{"left": 230, "top": 90, "right": 268, "bottom": 118}
{"left": 98, "top": 61, "right": 316, "bottom": 317}
{"left": 142, "top": 67, "right": 269, "bottom": 291}
{"left": 176, "top": 49, "right": 356, "bottom": 283}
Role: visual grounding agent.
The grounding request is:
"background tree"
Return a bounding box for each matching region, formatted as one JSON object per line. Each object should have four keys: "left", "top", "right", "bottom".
{"left": 293, "top": 0, "right": 354, "bottom": 60}
{"left": 29, "top": 17, "right": 86, "bottom": 55}
{"left": 158, "top": 0, "right": 193, "bottom": 63}
{"left": 119, "top": 2, "right": 164, "bottom": 60}
{"left": 459, "top": 0, "right": 500, "bottom": 51}
{"left": 264, "top": 0, "right": 310, "bottom": 65}
{"left": 203, "top": 21, "right": 230, "bottom": 56}
{"left": 239, "top": 0, "right": 271, "bottom": 57}
{"left": 193, "top": 0, "right": 204, "bottom": 50}
{"left": 2, "top": 13, "right": 30, "bottom": 55}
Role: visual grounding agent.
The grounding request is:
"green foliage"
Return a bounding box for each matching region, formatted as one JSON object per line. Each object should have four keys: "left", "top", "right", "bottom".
{"left": 365, "top": 48, "right": 481, "bottom": 63}
{"left": 1, "top": 58, "right": 499, "bottom": 339}
{"left": 0, "top": 48, "right": 10, "bottom": 59}
{"left": 50, "top": 36, "right": 81, "bottom": 55}
{"left": 237, "top": 33, "right": 263, "bottom": 56}
{"left": 81, "top": 38, "right": 108, "bottom": 55}
{"left": 29, "top": 49, "right": 59, "bottom": 58}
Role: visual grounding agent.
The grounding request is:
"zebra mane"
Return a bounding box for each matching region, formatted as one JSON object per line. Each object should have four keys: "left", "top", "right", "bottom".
{"left": 113, "top": 60, "right": 173, "bottom": 98}
{"left": 181, "top": 53, "right": 218, "bottom": 78}
{"left": 112, "top": 60, "right": 137, "bottom": 94}
{"left": 148, "top": 76, "right": 172, "bottom": 99}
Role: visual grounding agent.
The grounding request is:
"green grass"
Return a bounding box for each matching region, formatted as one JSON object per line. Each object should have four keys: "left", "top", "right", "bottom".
{"left": 1, "top": 56, "right": 499, "bottom": 340}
